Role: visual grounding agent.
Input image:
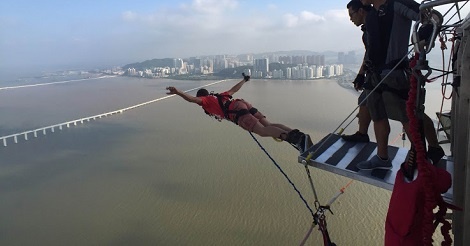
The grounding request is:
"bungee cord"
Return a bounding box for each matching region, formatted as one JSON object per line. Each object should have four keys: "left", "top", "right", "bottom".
{"left": 249, "top": 132, "right": 354, "bottom": 246}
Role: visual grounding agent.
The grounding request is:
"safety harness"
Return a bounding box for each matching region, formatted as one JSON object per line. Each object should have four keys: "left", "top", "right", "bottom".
{"left": 209, "top": 93, "right": 258, "bottom": 125}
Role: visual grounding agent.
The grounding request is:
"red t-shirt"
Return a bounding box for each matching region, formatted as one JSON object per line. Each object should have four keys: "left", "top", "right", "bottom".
{"left": 199, "top": 91, "right": 231, "bottom": 118}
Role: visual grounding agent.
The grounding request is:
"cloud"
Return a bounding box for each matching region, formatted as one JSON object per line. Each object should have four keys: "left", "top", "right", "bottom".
{"left": 114, "top": 3, "right": 364, "bottom": 60}
{"left": 300, "top": 11, "right": 324, "bottom": 22}
{"left": 283, "top": 11, "right": 325, "bottom": 28}
{"left": 182, "top": 0, "right": 238, "bottom": 14}
{"left": 122, "top": 11, "right": 138, "bottom": 21}
{"left": 0, "top": 0, "right": 368, "bottom": 70}
{"left": 267, "top": 4, "right": 278, "bottom": 10}
{"left": 283, "top": 13, "right": 299, "bottom": 27}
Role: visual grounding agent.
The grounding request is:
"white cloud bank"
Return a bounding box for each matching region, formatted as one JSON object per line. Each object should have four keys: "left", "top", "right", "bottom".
{"left": 8, "top": 0, "right": 467, "bottom": 69}
{"left": 117, "top": 1, "right": 362, "bottom": 62}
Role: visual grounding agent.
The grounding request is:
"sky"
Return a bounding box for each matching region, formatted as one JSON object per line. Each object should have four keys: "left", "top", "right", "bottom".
{"left": 0, "top": 0, "right": 468, "bottom": 72}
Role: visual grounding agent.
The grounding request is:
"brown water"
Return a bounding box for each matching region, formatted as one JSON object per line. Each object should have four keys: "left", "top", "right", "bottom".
{"left": 0, "top": 77, "right": 451, "bottom": 245}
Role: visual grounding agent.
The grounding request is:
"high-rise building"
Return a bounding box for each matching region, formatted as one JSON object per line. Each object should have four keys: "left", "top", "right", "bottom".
{"left": 326, "top": 65, "right": 335, "bottom": 77}
{"left": 253, "top": 58, "right": 269, "bottom": 78}
{"left": 193, "top": 58, "right": 201, "bottom": 68}
{"left": 338, "top": 52, "right": 345, "bottom": 64}
{"left": 243, "top": 68, "right": 251, "bottom": 76}
{"left": 334, "top": 64, "right": 344, "bottom": 76}
{"left": 306, "top": 55, "right": 315, "bottom": 65}
{"left": 291, "top": 67, "right": 299, "bottom": 79}
{"left": 268, "top": 54, "right": 279, "bottom": 63}
{"left": 347, "top": 51, "right": 356, "bottom": 64}
{"left": 291, "top": 55, "right": 303, "bottom": 65}
{"left": 279, "top": 56, "right": 292, "bottom": 64}
{"left": 316, "top": 66, "right": 323, "bottom": 78}
{"left": 319, "top": 55, "right": 325, "bottom": 66}
{"left": 173, "top": 58, "right": 183, "bottom": 68}
{"left": 300, "top": 67, "right": 307, "bottom": 79}
{"left": 307, "top": 67, "right": 315, "bottom": 79}
{"left": 272, "top": 69, "right": 283, "bottom": 79}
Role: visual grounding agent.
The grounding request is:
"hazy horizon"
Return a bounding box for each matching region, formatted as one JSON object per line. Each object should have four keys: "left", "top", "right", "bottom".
{"left": 8, "top": 0, "right": 466, "bottom": 71}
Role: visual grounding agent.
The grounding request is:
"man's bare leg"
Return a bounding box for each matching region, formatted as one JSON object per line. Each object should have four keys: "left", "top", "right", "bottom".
{"left": 251, "top": 122, "right": 288, "bottom": 139}
{"left": 259, "top": 118, "right": 292, "bottom": 132}
{"left": 358, "top": 105, "right": 372, "bottom": 134}
{"left": 374, "top": 119, "right": 391, "bottom": 159}
{"left": 342, "top": 105, "right": 371, "bottom": 143}
{"left": 356, "top": 118, "right": 393, "bottom": 170}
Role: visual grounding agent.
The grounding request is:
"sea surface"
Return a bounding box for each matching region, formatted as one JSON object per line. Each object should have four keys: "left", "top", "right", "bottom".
{"left": 0, "top": 74, "right": 452, "bottom": 245}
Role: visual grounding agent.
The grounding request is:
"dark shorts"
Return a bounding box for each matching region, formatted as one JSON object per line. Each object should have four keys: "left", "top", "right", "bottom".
{"left": 365, "top": 69, "right": 410, "bottom": 123}
{"left": 230, "top": 100, "right": 265, "bottom": 131}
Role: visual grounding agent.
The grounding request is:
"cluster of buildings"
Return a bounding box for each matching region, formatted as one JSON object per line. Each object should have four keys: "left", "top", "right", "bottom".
{"left": 270, "top": 64, "right": 343, "bottom": 79}
{"left": 126, "top": 55, "right": 253, "bottom": 78}
{"left": 125, "top": 53, "right": 347, "bottom": 79}
{"left": 337, "top": 51, "right": 357, "bottom": 64}
{"left": 251, "top": 57, "right": 343, "bottom": 79}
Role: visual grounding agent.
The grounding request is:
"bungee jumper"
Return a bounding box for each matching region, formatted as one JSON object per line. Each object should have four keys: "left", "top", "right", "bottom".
{"left": 166, "top": 73, "right": 312, "bottom": 152}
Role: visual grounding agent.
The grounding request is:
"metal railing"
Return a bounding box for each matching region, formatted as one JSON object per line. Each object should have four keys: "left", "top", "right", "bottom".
{"left": 420, "top": 0, "right": 468, "bottom": 11}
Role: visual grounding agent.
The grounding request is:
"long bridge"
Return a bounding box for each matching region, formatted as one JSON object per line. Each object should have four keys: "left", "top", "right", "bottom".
{"left": 0, "top": 79, "right": 228, "bottom": 147}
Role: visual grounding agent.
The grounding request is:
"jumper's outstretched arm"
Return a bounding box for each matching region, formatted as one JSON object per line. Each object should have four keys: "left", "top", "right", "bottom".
{"left": 227, "top": 73, "right": 250, "bottom": 96}
{"left": 166, "top": 86, "right": 202, "bottom": 104}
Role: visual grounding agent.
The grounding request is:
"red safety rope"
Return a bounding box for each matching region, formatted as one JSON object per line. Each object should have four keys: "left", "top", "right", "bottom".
{"left": 408, "top": 54, "right": 452, "bottom": 245}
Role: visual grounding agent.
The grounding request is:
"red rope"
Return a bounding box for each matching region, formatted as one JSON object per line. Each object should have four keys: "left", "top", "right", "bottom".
{"left": 435, "top": 202, "right": 453, "bottom": 246}
{"left": 408, "top": 54, "right": 452, "bottom": 245}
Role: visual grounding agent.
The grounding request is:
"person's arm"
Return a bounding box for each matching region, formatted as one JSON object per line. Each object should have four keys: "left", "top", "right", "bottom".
{"left": 226, "top": 79, "right": 247, "bottom": 96}
{"left": 226, "top": 73, "right": 250, "bottom": 96}
{"left": 166, "top": 86, "right": 202, "bottom": 104}
{"left": 394, "top": 0, "right": 420, "bottom": 21}
{"left": 353, "top": 54, "right": 367, "bottom": 91}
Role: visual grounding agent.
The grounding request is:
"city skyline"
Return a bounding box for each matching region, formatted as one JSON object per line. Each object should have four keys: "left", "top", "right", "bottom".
{"left": 123, "top": 53, "right": 346, "bottom": 80}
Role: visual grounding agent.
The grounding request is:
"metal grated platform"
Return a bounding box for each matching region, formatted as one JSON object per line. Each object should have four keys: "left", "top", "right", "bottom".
{"left": 298, "top": 134, "right": 453, "bottom": 202}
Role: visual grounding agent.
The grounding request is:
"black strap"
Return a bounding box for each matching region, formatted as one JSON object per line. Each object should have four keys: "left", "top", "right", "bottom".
{"left": 214, "top": 93, "right": 232, "bottom": 119}
{"left": 371, "top": 83, "right": 409, "bottom": 100}
{"left": 230, "top": 105, "right": 259, "bottom": 125}
{"left": 249, "top": 107, "right": 258, "bottom": 115}
{"left": 213, "top": 93, "right": 259, "bottom": 125}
